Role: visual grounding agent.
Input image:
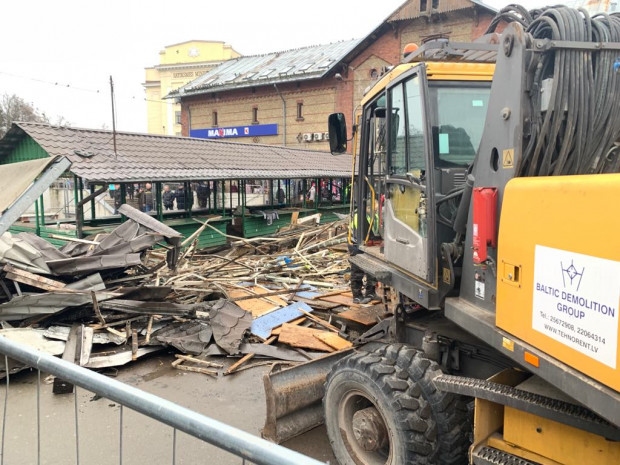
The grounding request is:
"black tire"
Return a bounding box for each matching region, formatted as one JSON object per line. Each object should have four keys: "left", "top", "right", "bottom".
{"left": 323, "top": 343, "right": 470, "bottom": 465}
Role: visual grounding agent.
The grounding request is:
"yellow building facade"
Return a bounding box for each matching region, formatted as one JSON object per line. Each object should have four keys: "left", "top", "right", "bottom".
{"left": 143, "top": 40, "right": 240, "bottom": 135}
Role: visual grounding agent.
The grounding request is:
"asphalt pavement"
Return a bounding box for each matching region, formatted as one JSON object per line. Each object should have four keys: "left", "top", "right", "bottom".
{"left": 0, "top": 350, "right": 337, "bottom": 465}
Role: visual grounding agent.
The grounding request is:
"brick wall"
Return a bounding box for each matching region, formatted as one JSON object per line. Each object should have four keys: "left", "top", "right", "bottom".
{"left": 181, "top": 6, "right": 497, "bottom": 152}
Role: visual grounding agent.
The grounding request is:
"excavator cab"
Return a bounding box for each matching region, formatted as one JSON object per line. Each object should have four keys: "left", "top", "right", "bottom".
{"left": 331, "top": 61, "right": 494, "bottom": 308}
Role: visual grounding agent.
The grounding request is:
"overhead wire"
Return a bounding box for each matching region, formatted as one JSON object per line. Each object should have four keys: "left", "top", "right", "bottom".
{"left": 0, "top": 69, "right": 176, "bottom": 106}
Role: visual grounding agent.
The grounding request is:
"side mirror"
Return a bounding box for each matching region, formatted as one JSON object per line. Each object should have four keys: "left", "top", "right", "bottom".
{"left": 328, "top": 113, "right": 347, "bottom": 154}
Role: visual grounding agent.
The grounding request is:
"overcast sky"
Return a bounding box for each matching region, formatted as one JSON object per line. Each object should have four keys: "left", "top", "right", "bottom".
{"left": 1, "top": 0, "right": 553, "bottom": 133}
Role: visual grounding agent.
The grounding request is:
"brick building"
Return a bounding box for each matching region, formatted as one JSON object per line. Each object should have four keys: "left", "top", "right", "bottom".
{"left": 169, "top": 0, "right": 498, "bottom": 151}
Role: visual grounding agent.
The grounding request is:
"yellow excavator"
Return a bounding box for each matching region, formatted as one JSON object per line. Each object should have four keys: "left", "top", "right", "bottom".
{"left": 263, "top": 5, "right": 620, "bottom": 464}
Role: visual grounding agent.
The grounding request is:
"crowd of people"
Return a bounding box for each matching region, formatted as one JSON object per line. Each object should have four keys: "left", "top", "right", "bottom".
{"left": 111, "top": 182, "right": 200, "bottom": 213}
{"left": 110, "top": 179, "right": 349, "bottom": 214}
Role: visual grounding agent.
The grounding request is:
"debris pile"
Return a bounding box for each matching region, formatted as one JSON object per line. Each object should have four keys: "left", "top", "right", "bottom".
{"left": 0, "top": 206, "right": 389, "bottom": 380}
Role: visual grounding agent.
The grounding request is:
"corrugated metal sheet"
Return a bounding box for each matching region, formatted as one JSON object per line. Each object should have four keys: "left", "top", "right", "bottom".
{"left": 0, "top": 123, "right": 353, "bottom": 183}
{"left": 169, "top": 40, "right": 361, "bottom": 98}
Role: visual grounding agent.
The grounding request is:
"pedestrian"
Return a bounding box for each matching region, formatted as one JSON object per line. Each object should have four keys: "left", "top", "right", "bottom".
{"left": 162, "top": 184, "right": 175, "bottom": 210}
{"left": 138, "top": 183, "right": 154, "bottom": 212}
{"left": 276, "top": 187, "right": 286, "bottom": 205}
{"left": 175, "top": 184, "right": 187, "bottom": 210}
{"left": 197, "top": 181, "right": 210, "bottom": 208}
{"left": 348, "top": 204, "right": 381, "bottom": 304}
{"left": 306, "top": 182, "right": 316, "bottom": 206}
{"left": 112, "top": 184, "right": 122, "bottom": 214}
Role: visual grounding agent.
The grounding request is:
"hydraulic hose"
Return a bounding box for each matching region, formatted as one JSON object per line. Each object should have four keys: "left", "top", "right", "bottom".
{"left": 487, "top": 6, "right": 620, "bottom": 175}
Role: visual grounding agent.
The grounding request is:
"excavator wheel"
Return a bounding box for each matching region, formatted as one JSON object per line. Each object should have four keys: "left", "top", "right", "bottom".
{"left": 324, "top": 343, "right": 470, "bottom": 465}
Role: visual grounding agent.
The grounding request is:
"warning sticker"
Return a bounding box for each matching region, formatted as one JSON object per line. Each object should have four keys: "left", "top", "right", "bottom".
{"left": 502, "top": 149, "right": 514, "bottom": 168}
{"left": 532, "top": 245, "right": 619, "bottom": 368}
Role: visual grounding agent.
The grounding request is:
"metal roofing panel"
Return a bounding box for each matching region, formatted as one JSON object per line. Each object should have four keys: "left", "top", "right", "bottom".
{"left": 171, "top": 39, "right": 362, "bottom": 97}
{"left": 0, "top": 123, "right": 353, "bottom": 183}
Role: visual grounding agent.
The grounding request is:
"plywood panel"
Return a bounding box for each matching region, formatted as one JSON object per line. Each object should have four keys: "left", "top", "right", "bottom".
{"left": 277, "top": 323, "right": 334, "bottom": 352}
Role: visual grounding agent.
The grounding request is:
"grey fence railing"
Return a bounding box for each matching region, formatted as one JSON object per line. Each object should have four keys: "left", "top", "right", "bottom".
{"left": 0, "top": 336, "right": 326, "bottom": 465}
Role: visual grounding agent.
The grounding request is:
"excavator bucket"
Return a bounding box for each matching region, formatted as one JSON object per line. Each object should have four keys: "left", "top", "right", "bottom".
{"left": 261, "top": 348, "right": 353, "bottom": 443}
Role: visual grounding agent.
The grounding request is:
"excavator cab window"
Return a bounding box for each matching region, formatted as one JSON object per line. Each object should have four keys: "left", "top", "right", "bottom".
{"left": 429, "top": 83, "right": 491, "bottom": 168}
{"left": 388, "top": 76, "right": 426, "bottom": 180}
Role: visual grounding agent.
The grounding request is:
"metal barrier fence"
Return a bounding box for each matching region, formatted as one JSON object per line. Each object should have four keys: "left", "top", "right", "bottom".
{"left": 0, "top": 336, "right": 326, "bottom": 465}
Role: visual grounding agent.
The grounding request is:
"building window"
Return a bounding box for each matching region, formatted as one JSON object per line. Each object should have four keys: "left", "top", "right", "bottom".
{"left": 296, "top": 101, "right": 304, "bottom": 121}
{"left": 212, "top": 111, "right": 218, "bottom": 127}
{"left": 420, "top": 0, "right": 427, "bottom": 11}
{"left": 252, "top": 107, "right": 259, "bottom": 124}
{"left": 175, "top": 111, "right": 182, "bottom": 125}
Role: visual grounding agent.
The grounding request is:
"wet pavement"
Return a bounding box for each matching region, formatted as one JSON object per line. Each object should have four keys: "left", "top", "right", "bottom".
{"left": 0, "top": 350, "right": 337, "bottom": 464}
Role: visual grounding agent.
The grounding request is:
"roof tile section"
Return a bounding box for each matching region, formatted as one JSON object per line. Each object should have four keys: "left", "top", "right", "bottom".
{"left": 1, "top": 123, "right": 353, "bottom": 183}
{"left": 168, "top": 40, "right": 361, "bottom": 97}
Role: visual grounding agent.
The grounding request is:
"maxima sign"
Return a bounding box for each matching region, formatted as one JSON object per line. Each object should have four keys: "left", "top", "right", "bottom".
{"left": 190, "top": 124, "right": 278, "bottom": 139}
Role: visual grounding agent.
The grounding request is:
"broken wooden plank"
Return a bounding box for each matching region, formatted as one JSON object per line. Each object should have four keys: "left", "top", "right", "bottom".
{"left": 53, "top": 324, "right": 93, "bottom": 394}
{"left": 298, "top": 309, "right": 340, "bottom": 332}
{"left": 48, "top": 234, "right": 100, "bottom": 245}
{"left": 224, "top": 335, "right": 277, "bottom": 375}
{"left": 270, "top": 317, "right": 305, "bottom": 335}
{"left": 337, "top": 304, "right": 387, "bottom": 326}
{"left": 315, "top": 332, "right": 353, "bottom": 350}
{"left": 277, "top": 324, "right": 334, "bottom": 352}
{"left": 228, "top": 289, "right": 278, "bottom": 317}
{"left": 131, "top": 329, "right": 139, "bottom": 361}
{"left": 175, "top": 364, "right": 218, "bottom": 377}
{"left": 91, "top": 291, "right": 106, "bottom": 326}
{"left": 312, "top": 288, "right": 350, "bottom": 300}
{"left": 3, "top": 264, "right": 68, "bottom": 292}
{"left": 319, "top": 292, "right": 358, "bottom": 306}
{"left": 174, "top": 354, "right": 224, "bottom": 369}
{"left": 230, "top": 286, "right": 309, "bottom": 303}
{"left": 292, "top": 296, "right": 340, "bottom": 310}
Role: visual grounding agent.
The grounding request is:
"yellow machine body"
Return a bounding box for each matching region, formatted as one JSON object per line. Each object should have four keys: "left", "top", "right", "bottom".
{"left": 496, "top": 173, "right": 620, "bottom": 391}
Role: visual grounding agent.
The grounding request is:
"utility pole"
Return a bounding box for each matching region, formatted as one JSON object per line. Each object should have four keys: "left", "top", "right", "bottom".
{"left": 110, "top": 76, "right": 117, "bottom": 158}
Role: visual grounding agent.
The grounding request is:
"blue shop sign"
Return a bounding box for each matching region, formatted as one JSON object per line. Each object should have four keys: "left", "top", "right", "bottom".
{"left": 190, "top": 124, "right": 278, "bottom": 139}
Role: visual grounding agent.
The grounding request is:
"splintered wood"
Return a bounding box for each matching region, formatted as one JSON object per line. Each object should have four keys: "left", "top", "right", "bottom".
{"left": 0, "top": 215, "right": 385, "bottom": 377}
